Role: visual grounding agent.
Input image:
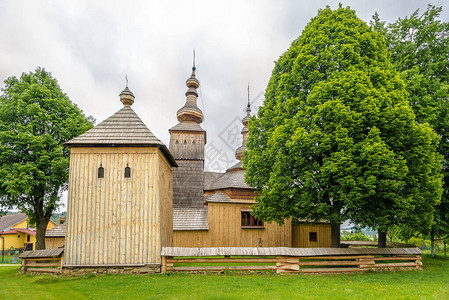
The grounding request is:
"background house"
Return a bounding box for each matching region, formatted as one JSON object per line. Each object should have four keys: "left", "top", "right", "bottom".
{"left": 0, "top": 213, "right": 56, "bottom": 254}
{"left": 45, "top": 215, "right": 66, "bottom": 249}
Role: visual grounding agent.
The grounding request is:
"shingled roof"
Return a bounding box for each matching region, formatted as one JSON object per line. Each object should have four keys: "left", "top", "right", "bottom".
{"left": 204, "top": 169, "right": 252, "bottom": 190}
{"left": 45, "top": 223, "right": 66, "bottom": 238}
{"left": 0, "top": 213, "right": 27, "bottom": 232}
{"left": 173, "top": 208, "right": 209, "bottom": 230}
{"left": 64, "top": 89, "right": 177, "bottom": 167}
{"left": 204, "top": 192, "right": 232, "bottom": 203}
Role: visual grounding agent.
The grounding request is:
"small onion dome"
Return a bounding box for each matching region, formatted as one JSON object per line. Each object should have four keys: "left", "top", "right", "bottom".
{"left": 58, "top": 215, "right": 66, "bottom": 224}
{"left": 242, "top": 105, "right": 251, "bottom": 125}
{"left": 120, "top": 87, "right": 135, "bottom": 106}
{"left": 235, "top": 103, "right": 251, "bottom": 161}
{"left": 176, "top": 67, "right": 204, "bottom": 124}
{"left": 235, "top": 144, "right": 246, "bottom": 161}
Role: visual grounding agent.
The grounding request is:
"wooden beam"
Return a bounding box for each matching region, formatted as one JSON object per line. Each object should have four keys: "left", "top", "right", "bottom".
{"left": 23, "top": 257, "right": 61, "bottom": 262}
{"left": 25, "top": 263, "right": 60, "bottom": 267}
{"left": 298, "top": 261, "right": 363, "bottom": 266}
{"left": 374, "top": 263, "right": 419, "bottom": 268}
{"left": 167, "top": 258, "right": 277, "bottom": 264}
{"left": 299, "top": 255, "right": 373, "bottom": 260}
{"left": 161, "top": 256, "right": 167, "bottom": 273}
{"left": 170, "top": 266, "right": 277, "bottom": 272}
{"left": 26, "top": 268, "right": 60, "bottom": 273}
{"left": 373, "top": 256, "right": 418, "bottom": 261}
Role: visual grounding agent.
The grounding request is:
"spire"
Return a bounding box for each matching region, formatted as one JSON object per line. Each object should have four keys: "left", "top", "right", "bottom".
{"left": 119, "top": 76, "right": 135, "bottom": 106}
{"left": 176, "top": 51, "right": 203, "bottom": 124}
{"left": 235, "top": 87, "right": 252, "bottom": 161}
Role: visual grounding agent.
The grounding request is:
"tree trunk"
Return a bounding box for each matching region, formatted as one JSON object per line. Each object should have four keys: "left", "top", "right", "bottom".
{"left": 378, "top": 229, "right": 387, "bottom": 248}
{"left": 331, "top": 223, "right": 341, "bottom": 248}
{"left": 35, "top": 218, "right": 49, "bottom": 250}
{"left": 430, "top": 231, "right": 435, "bottom": 257}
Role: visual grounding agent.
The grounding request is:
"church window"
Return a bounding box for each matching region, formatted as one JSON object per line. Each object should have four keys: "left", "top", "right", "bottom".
{"left": 98, "top": 164, "right": 104, "bottom": 178}
{"left": 241, "top": 211, "right": 264, "bottom": 228}
{"left": 176, "top": 140, "right": 179, "bottom": 144}
{"left": 125, "top": 164, "right": 131, "bottom": 178}
{"left": 192, "top": 140, "right": 196, "bottom": 144}
{"left": 184, "top": 140, "right": 187, "bottom": 144}
{"left": 309, "top": 232, "right": 318, "bottom": 242}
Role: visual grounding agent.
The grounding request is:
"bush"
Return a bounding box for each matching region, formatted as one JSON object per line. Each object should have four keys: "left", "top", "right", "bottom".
{"left": 341, "top": 232, "right": 372, "bottom": 241}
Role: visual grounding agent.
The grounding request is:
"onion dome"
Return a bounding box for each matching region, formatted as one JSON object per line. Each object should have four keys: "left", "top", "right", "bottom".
{"left": 176, "top": 66, "right": 204, "bottom": 124}
{"left": 235, "top": 95, "right": 252, "bottom": 161}
{"left": 120, "top": 86, "right": 135, "bottom": 106}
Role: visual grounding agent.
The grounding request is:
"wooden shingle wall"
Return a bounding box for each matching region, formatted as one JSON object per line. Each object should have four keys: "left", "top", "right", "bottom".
{"left": 65, "top": 147, "right": 170, "bottom": 266}
{"left": 169, "top": 131, "right": 205, "bottom": 160}
{"left": 172, "top": 160, "right": 205, "bottom": 208}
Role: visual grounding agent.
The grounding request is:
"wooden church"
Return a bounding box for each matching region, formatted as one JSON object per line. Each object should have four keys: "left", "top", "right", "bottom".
{"left": 61, "top": 64, "right": 331, "bottom": 272}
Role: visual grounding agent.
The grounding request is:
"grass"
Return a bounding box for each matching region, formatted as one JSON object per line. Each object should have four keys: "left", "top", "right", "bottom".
{"left": 0, "top": 255, "right": 447, "bottom": 299}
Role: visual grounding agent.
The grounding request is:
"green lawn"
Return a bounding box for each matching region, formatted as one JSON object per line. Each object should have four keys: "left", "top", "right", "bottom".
{"left": 0, "top": 255, "right": 447, "bottom": 299}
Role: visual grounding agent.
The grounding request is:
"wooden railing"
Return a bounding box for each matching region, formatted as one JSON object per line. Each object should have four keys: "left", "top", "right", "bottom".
{"left": 21, "top": 256, "right": 63, "bottom": 274}
{"left": 276, "top": 254, "right": 422, "bottom": 273}
{"left": 19, "top": 248, "right": 64, "bottom": 274}
{"left": 161, "top": 247, "right": 423, "bottom": 274}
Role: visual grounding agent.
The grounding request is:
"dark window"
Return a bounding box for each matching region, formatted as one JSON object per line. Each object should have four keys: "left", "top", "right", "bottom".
{"left": 175, "top": 140, "right": 179, "bottom": 144}
{"left": 24, "top": 243, "right": 33, "bottom": 251}
{"left": 125, "top": 164, "right": 131, "bottom": 178}
{"left": 17, "top": 235, "right": 20, "bottom": 238}
{"left": 309, "top": 232, "right": 317, "bottom": 242}
{"left": 27, "top": 235, "right": 30, "bottom": 242}
{"left": 184, "top": 140, "right": 187, "bottom": 144}
{"left": 241, "top": 211, "right": 264, "bottom": 228}
{"left": 98, "top": 164, "right": 104, "bottom": 178}
{"left": 192, "top": 140, "right": 196, "bottom": 144}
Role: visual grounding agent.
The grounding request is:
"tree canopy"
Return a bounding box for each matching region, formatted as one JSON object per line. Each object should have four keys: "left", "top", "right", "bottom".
{"left": 0, "top": 68, "right": 93, "bottom": 249}
{"left": 372, "top": 5, "right": 449, "bottom": 241}
{"left": 244, "top": 6, "right": 442, "bottom": 247}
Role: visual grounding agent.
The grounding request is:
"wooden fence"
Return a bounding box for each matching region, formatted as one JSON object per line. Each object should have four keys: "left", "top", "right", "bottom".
{"left": 161, "top": 247, "right": 423, "bottom": 274}
{"left": 19, "top": 248, "right": 64, "bottom": 274}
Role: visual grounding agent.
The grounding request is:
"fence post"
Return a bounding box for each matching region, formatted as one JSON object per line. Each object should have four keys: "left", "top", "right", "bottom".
{"left": 21, "top": 258, "right": 27, "bottom": 273}
{"left": 276, "top": 256, "right": 300, "bottom": 273}
{"left": 161, "top": 256, "right": 167, "bottom": 273}
{"left": 358, "top": 255, "right": 375, "bottom": 271}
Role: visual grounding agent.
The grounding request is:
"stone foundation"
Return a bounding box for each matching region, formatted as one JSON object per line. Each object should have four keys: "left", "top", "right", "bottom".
{"left": 62, "top": 265, "right": 160, "bottom": 276}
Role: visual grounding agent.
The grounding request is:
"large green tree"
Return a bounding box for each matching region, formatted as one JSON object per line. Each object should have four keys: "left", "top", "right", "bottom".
{"left": 0, "top": 68, "right": 93, "bottom": 249}
{"left": 244, "top": 6, "right": 442, "bottom": 247}
{"left": 372, "top": 5, "right": 449, "bottom": 252}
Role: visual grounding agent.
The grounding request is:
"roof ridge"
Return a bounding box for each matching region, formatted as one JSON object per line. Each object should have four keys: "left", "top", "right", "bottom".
{"left": 65, "top": 106, "right": 163, "bottom": 146}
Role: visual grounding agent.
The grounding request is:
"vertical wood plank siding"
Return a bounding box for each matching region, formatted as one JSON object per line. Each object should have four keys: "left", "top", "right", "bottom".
{"left": 158, "top": 151, "right": 174, "bottom": 249}
{"left": 292, "top": 223, "right": 332, "bottom": 248}
{"left": 174, "top": 203, "right": 293, "bottom": 247}
{"left": 173, "top": 203, "right": 332, "bottom": 248}
{"left": 65, "top": 147, "right": 172, "bottom": 266}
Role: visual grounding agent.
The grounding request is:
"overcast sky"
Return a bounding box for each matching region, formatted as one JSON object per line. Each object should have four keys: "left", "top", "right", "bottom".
{"left": 1, "top": 1, "right": 448, "bottom": 211}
